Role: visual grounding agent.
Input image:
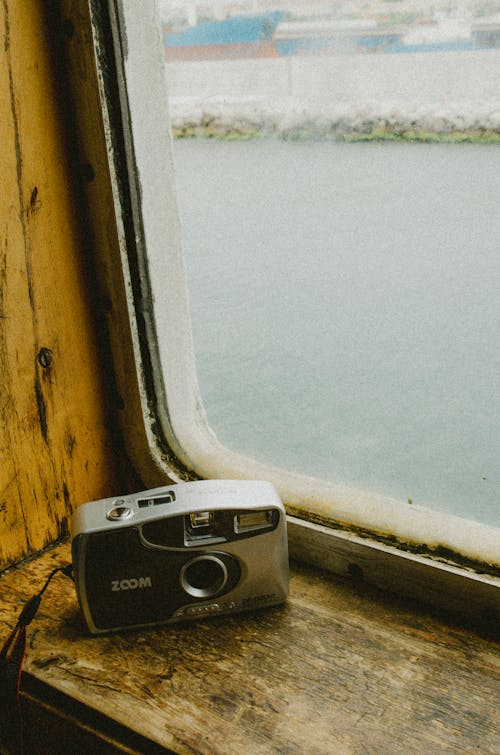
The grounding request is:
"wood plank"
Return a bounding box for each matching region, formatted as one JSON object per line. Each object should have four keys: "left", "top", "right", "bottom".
{"left": 0, "top": 0, "right": 137, "bottom": 570}
{"left": 1, "top": 543, "right": 498, "bottom": 753}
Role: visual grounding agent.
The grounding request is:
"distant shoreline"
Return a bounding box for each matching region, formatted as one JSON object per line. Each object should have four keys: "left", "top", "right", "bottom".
{"left": 166, "top": 51, "right": 500, "bottom": 144}
{"left": 169, "top": 94, "right": 500, "bottom": 144}
{"left": 172, "top": 124, "right": 500, "bottom": 143}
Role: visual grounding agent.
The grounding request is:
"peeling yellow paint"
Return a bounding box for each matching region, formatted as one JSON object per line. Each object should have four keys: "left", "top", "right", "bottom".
{"left": 0, "top": 0, "right": 138, "bottom": 570}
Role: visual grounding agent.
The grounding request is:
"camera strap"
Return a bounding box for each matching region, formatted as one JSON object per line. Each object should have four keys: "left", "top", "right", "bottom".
{"left": 0, "top": 564, "right": 73, "bottom": 754}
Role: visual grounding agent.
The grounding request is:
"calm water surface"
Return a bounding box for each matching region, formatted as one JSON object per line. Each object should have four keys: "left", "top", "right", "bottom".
{"left": 172, "top": 140, "right": 500, "bottom": 526}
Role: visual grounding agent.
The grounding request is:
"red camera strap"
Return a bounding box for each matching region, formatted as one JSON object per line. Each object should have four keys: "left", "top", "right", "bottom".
{"left": 0, "top": 564, "right": 73, "bottom": 754}
{"left": 0, "top": 621, "right": 28, "bottom": 753}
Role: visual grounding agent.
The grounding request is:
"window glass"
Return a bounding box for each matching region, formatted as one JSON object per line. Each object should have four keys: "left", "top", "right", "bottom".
{"left": 160, "top": 0, "right": 500, "bottom": 529}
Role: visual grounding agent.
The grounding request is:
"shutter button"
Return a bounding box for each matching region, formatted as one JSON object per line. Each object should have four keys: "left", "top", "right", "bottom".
{"left": 107, "top": 505, "right": 133, "bottom": 521}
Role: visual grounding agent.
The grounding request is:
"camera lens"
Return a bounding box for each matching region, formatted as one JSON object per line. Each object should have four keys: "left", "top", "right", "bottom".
{"left": 180, "top": 555, "right": 228, "bottom": 599}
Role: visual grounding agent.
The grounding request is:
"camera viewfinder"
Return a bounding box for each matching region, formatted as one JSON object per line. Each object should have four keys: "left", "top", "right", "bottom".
{"left": 190, "top": 511, "right": 212, "bottom": 528}
{"left": 184, "top": 511, "right": 222, "bottom": 544}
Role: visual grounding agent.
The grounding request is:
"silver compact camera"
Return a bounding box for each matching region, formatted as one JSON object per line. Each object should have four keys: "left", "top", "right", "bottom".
{"left": 71, "top": 480, "right": 289, "bottom": 633}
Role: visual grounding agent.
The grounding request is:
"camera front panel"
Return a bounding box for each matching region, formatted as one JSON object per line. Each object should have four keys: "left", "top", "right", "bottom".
{"left": 73, "top": 527, "right": 241, "bottom": 631}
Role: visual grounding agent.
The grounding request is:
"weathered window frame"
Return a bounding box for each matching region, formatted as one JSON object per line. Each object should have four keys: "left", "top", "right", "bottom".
{"left": 90, "top": 0, "right": 500, "bottom": 626}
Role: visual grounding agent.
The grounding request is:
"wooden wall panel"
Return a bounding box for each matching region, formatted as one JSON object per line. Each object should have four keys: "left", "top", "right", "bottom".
{"left": 0, "top": 0, "right": 133, "bottom": 570}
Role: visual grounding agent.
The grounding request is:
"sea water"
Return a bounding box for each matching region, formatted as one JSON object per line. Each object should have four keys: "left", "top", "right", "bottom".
{"left": 171, "top": 139, "right": 500, "bottom": 527}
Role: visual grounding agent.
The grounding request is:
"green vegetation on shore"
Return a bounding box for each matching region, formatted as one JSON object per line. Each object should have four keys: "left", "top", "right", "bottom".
{"left": 173, "top": 125, "right": 500, "bottom": 144}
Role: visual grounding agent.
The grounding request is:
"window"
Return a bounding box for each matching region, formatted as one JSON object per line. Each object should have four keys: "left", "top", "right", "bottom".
{"left": 93, "top": 0, "right": 499, "bottom": 619}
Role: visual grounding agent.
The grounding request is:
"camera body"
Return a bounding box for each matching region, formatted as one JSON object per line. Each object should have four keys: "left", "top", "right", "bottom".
{"left": 71, "top": 480, "right": 288, "bottom": 633}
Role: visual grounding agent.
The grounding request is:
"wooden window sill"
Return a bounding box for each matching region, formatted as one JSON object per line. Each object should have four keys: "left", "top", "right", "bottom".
{"left": 1, "top": 542, "right": 498, "bottom": 753}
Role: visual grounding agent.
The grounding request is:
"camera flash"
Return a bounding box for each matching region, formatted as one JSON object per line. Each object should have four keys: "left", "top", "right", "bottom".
{"left": 235, "top": 510, "right": 272, "bottom": 533}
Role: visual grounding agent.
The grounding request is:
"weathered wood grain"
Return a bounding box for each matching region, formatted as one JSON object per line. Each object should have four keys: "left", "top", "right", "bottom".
{"left": 1, "top": 543, "right": 498, "bottom": 753}
{"left": 0, "top": 0, "right": 140, "bottom": 571}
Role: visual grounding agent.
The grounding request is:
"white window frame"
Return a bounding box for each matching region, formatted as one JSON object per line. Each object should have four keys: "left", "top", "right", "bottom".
{"left": 89, "top": 0, "right": 499, "bottom": 625}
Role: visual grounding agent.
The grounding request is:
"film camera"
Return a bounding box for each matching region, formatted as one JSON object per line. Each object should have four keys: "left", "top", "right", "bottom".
{"left": 71, "top": 480, "right": 289, "bottom": 633}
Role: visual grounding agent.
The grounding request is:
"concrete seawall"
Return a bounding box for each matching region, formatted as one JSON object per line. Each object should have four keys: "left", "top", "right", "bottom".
{"left": 165, "top": 51, "right": 500, "bottom": 137}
